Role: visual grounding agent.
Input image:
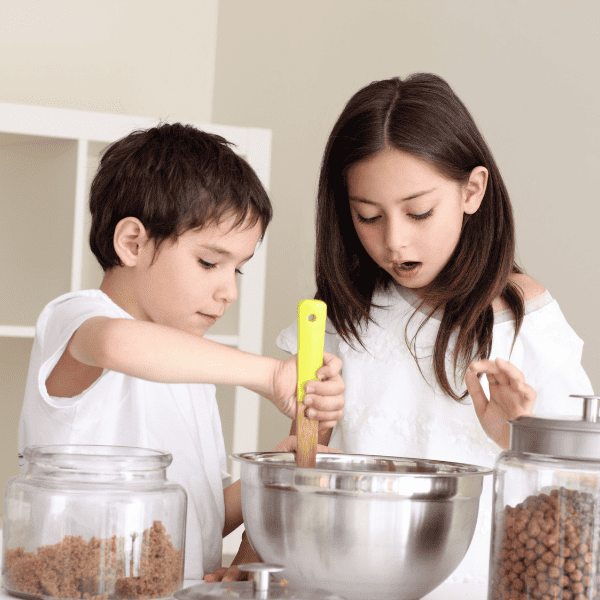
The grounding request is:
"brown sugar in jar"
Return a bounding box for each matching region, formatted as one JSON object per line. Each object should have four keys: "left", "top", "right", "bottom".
{"left": 2, "top": 446, "right": 187, "bottom": 600}
{"left": 3, "top": 521, "right": 183, "bottom": 600}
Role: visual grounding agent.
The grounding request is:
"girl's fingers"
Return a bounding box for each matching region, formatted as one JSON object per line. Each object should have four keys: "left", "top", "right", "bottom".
{"left": 495, "top": 358, "right": 525, "bottom": 386}
{"left": 316, "top": 365, "right": 342, "bottom": 383}
{"left": 469, "top": 358, "right": 525, "bottom": 389}
{"left": 316, "top": 443, "right": 342, "bottom": 453}
{"left": 468, "top": 358, "right": 497, "bottom": 373}
{"left": 303, "top": 391, "right": 345, "bottom": 410}
{"left": 469, "top": 359, "right": 505, "bottom": 387}
{"left": 305, "top": 378, "right": 346, "bottom": 398}
{"left": 516, "top": 381, "right": 537, "bottom": 406}
{"left": 322, "top": 350, "right": 342, "bottom": 366}
{"left": 320, "top": 352, "right": 342, "bottom": 372}
{"left": 465, "top": 370, "right": 488, "bottom": 420}
{"left": 304, "top": 406, "right": 344, "bottom": 422}
{"left": 319, "top": 421, "right": 342, "bottom": 432}
{"left": 487, "top": 373, "right": 506, "bottom": 387}
{"left": 317, "top": 353, "right": 344, "bottom": 379}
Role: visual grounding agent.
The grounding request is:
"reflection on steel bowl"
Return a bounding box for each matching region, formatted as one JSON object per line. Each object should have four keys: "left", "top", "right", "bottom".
{"left": 232, "top": 452, "right": 492, "bottom": 600}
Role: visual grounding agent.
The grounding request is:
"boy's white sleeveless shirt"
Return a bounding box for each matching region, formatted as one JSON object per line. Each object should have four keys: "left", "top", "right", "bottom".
{"left": 277, "top": 285, "right": 593, "bottom": 584}
{"left": 19, "top": 289, "right": 230, "bottom": 580}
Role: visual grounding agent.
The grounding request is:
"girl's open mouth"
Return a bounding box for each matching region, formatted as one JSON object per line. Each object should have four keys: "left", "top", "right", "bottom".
{"left": 397, "top": 261, "right": 420, "bottom": 271}
{"left": 393, "top": 261, "right": 422, "bottom": 280}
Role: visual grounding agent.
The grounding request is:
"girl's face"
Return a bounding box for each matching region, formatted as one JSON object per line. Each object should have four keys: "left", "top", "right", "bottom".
{"left": 347, "top": 147, "right": 486, "bottom": 297}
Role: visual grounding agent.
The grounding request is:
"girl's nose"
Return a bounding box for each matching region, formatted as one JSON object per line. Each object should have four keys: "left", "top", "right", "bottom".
{"left": 384, "top": 217, "right": 409, "bottom": 253}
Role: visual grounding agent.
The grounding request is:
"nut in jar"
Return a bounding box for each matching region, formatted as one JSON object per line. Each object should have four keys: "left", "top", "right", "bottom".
{"left": 489, "top": 395, "right": 600, "bottom": 600}
{"left": 491, "top": 486, "right": 600, "bottom": 600}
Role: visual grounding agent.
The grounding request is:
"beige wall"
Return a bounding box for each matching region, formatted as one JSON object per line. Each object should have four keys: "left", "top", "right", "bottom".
{"left": 212, "top": 0, "right": 600, "bottom": 451}
{"left": 2, "top": 0, "right": 599, "bottom": 505}
{"left": 0, "top": 0, "right": 219, "bottom": 508}
{"left": 0, "top": 0, "right": 219, "bottom": 121}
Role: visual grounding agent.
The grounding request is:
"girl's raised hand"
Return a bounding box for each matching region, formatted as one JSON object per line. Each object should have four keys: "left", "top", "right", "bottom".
{"left": 270, "top": 351, "right": 345, "bottom": 431}
{"left": 465, "top": 357, "right": 536, "bottom": 450}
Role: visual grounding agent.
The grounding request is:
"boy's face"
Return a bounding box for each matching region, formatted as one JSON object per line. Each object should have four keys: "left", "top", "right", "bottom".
{"left": 131, "top": 214, "right": 263, "bottom": 337}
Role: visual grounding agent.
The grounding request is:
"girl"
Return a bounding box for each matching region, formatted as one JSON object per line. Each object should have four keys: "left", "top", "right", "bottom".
{"left": 276, "top": 73, "right": 594, "bottom": 583}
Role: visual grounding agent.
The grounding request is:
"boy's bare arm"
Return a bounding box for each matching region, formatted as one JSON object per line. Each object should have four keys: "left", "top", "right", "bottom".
{"left": 64, "top": 317, "right": 344, "bottom": 421}
{"left": 69, "top": 316, "right": 284, "bottom": 398}
{"left": 222, "top": 480, "right": 243, "bottom": 538}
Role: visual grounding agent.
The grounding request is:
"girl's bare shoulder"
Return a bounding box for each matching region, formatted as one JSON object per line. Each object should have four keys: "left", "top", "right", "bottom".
{"left": 492, "top": 272, "right": 547, "bottom": 313}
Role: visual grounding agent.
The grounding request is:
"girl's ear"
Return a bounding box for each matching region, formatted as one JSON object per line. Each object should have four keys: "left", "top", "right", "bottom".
{"left": 463, "top": 166, "right": 488, "bottom": 215}
{"left": 113, "top": 217, "right": 149, "bottom": 267}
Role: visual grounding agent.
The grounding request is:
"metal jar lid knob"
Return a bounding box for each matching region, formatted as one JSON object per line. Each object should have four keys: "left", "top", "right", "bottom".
{"left": 238, "top": 563, "right": 285, "bottom": 595}
{"left": 571, "top": 394, "right": 600, "bottom": 422}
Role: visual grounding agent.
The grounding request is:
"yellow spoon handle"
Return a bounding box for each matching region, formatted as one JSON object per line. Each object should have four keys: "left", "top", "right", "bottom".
{"left": 296, "top": 299, "right": 327, "bottom": 468}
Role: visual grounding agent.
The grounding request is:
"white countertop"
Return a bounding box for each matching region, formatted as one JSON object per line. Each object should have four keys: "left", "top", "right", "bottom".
{"left": 180, "top": 579, "right": 487, "bottom": 599}
{"left": 421, "top": 581, "right": 486, "bottom": 599}
{"left": 0, "top": 579, "right": 487, "bottom": 600}
{"left": 183, "top": 580, "right": 487, "bottom": 599}
{"left": 1, "top": 578, "right": 486, "bottom": 600}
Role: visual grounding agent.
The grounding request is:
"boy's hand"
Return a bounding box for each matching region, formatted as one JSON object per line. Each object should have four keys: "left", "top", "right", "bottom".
{"left": 269, "top": 351, "right": 345, "bottom": 432}
{"left": 204, "top": 532, "right": 258, "bottom": 583}
{"left": 466, "top": 357, "right": 536, "bottom": 450}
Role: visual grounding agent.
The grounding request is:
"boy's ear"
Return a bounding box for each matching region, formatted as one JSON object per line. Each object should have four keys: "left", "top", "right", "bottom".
{"left": 463, "top": 166, "right": 488, "bottom": 215}
{"left": 113, "top": 217, "right": 149, "bottom": 267}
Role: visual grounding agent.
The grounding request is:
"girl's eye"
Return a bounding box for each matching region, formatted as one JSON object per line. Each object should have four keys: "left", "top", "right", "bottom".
{"left": 356, "top": 209, "right": 433, "bottom": 223}
{"left": 235, "top": 268, "right": 244, "bottom": 275}
{"left": 408, "top": 209, "right": 433, "bottom": 221}
{"left": 199, "top": 259, "right": 216, "bottom": 269}
{"left": 356, "top": 213, "right": 380, "bottom": 224}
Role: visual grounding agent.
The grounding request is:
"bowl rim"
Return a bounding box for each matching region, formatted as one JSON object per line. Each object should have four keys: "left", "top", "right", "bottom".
{"left": 230, "top": 451, "right": 493, "bottom": 477}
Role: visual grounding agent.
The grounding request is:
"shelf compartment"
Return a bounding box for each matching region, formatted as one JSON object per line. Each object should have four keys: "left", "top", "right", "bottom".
{"left": 0, "top": 132, "right": 77, "bottom": 327}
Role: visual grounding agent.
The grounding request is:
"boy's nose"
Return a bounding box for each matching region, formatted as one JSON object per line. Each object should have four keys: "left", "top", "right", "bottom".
{"left": 216, "top": 272, "right": 238, "bottom": 304}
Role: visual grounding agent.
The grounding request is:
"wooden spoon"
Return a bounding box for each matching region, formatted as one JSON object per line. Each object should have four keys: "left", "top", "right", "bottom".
{"left": 295, "top": 299, "right": 327, "bottom": 469}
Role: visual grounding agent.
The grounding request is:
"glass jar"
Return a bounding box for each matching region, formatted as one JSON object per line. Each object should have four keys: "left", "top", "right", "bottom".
{"left": 2, "top": 445, "right": 187, "bottom": 600}
{"left": 489, "top": 395, "right": 600, "bottom": 600}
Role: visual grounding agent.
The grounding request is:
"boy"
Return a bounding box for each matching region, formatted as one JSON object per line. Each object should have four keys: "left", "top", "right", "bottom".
{"left": 18, "top": 123, "right": 345, "bottom": 579}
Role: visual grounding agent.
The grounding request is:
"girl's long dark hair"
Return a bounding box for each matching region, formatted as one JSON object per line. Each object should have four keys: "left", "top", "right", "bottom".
{"left": 315, "top": 73, "right": 524, "bottom": 401}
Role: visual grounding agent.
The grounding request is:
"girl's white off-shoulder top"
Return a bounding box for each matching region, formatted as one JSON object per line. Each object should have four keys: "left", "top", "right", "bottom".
{"left": 277, "top": 285, "right": 593, "bottom": 584}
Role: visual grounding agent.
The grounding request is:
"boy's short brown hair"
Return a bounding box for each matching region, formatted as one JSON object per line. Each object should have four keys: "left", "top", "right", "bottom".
{"left": 89, "top": 122, "right": 272, "bottom": 271}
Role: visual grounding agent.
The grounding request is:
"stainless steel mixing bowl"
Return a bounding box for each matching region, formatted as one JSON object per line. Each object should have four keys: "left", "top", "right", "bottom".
{"left": 232, "top": 452, "right": 492, "bottom": 600}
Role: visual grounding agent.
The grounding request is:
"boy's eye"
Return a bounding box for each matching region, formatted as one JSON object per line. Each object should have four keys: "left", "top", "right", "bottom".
{"left": 199, "top": 259, "right": 216, "bottom": 269}
{"left": 199, "top": 259, "right": 244, "bottom": 275}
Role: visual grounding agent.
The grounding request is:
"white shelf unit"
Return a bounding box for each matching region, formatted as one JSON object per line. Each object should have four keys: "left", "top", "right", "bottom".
{"left": 0, "top": 102, "right": 272, "bottom": 556}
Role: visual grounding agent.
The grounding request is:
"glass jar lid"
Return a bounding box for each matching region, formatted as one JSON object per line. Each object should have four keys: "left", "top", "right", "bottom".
{"left": 22, "top": 444, "right": 173, "bottom": 483}
{"left": 510, "top": 395, "right": 600, "bottom": 460}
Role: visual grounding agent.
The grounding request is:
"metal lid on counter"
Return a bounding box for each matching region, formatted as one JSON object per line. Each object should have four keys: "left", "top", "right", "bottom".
{"left": 174, "top": 564, "right": 346, "bottom": 600}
